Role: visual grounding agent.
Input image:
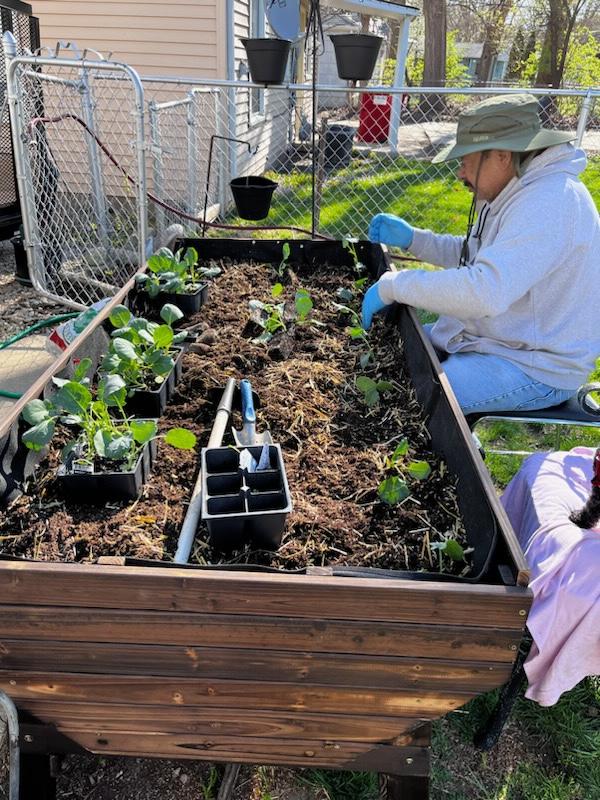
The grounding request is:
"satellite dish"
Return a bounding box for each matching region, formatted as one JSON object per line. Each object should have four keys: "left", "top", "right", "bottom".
{"left": 266, "top": 0, "right": 301, "bottom": 42}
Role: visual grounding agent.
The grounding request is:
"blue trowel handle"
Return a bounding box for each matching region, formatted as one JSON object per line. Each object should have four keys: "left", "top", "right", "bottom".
{"left": 240, "top": 379, "right": 256, "bottom": 425}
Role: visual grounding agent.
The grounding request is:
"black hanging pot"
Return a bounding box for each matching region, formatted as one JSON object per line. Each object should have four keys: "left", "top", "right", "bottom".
{"left": 330, "top": 33, "right": 384, "bottom": 82}
{"left": 230, "top": 176, "right": 278, "bottom": 221}
{"left": 241, "top": 37, "right": 292, "bottom": 85}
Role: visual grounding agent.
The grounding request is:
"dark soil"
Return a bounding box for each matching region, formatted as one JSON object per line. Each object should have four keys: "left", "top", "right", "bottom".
{"left": 0, "top": 257, "right": 467, "bottom": 574}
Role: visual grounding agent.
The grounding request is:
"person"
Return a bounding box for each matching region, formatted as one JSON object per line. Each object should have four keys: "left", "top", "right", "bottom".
{"left": 362, "top": 93, "right": 600, "bottom": 415}
{"left": 500, "top": 445, "right": 600, "bottom": 706}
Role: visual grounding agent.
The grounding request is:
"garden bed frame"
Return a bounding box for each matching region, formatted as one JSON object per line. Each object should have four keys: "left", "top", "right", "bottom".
{"left": 0, "top": 240, "right": 531, "bottom": 799}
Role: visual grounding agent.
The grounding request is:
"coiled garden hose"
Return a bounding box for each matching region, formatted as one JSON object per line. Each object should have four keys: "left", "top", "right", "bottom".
{"left": 0, "top": 312, "right": 78, "bottom": 399}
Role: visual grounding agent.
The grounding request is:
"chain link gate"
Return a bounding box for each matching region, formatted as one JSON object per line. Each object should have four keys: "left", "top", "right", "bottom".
{"left": 3, "top": 35, "right": 147, "bottom": 308}
{"left": 3, "top": 35, "right": 599, "bottom": 307}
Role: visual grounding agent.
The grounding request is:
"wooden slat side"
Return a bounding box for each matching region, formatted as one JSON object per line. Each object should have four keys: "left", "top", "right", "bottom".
{"left": 18, "top": 703, "right": 432, "bottom": 743}
{"left": 0, "top": 640, "right": 511, "bottom": 691}
{"left": 1, "top": 672, "right": 476, "bottom": 717}
{"left": 0, "top": 608, "right": 521, "bottom": 661}
{"left": 0, "top": 563, "right": 532, "bottom": 628}
{"left": 54, "top": 730, "right": 430, "bottom": 773}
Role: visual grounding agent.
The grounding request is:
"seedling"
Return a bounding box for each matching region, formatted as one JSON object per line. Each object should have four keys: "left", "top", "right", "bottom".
{"left": 295, "top": 288, "right": 313, "bottom": 324}
{"left": 248, "top": 289, "right": 287, "bottom": 345}
{"left": 431, "top": 534, "right": 469, "bottom": 571}
{"left": 377, "top": 439, "right": 432, "bottom": 507}
{"left": 136, "top": 246, "right": 219, "bottom": 297}
{"left": 342, "top": 236, "right": 366, "bottom": 274}
{"left": 100, "top": 303, "right": 186, "bottom": 390}
{"left": 355, "top": 375, "right": 393, "bottom": 407}
{"left": 21, "top": 366, "right": 196, "bottom": 473}
{"left": 276, "top": 241, "right": 291, "bottom": 278}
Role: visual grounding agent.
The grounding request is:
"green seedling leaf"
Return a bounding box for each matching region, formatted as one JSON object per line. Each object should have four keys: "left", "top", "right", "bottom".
{"left": 113, "top": 337, "right": 137, "bottom": 361}
{"left": 22, "top": 418, "right": 55, "bottom": 451}
{"left": 359, "top": 352, "right": 371, "bottom": 369}
{"left": 295, "top": 289, "right": 313, "bottom": 321}
{"left": 376, "top": 380, "right": 393, "bottom": 393}
{"left": 392, "top": 439, "right": 409, "bottom": 459}
{"left": 147, "top": 351, "right": 174, "bottom": 376}
{"left": 100, "top": 352, "right": 121, "bottom": 373}
{"left": 408, "top": 460, "right": 432, "bottom": 480}
{"left": 378, "top": 476, "right": 410, "bottom": 505}
{"left": 432, "top": 538, "right": 466, "bottom": 562}
{"left": 160, "top": 303, "right": 184, "bottom": 326}
{"left": 356, "top": 376, "right": 376, "bottom": 394}
{"left": 153, "top": 324, "right": 174, "bottom": 349}
{"left": 172, "top": 332, "right": 187, "bottom": 344}
{"left": 22, "top": 399, "right": 51, "bottom": 426}
{"left": 73, "top": 357, "right": 93, "bottom": 382}
{"left": 184, "top": 246, "right": 198, "bottom": 269}
{"left": 272, "top": 283, "right": 284, "bottom": 298}
{"left": 51, "top": 376, "right": 69, "bottom": 388}
{"left": 109, "top": 305, "right": 132, "bottom": 329}
{"left": 98, "top": 374, "right": 127, "bottom": 407}
{"left": 137, "top": 329, "right": 155, "bottom": 345}
{"left": 348, "top": 326, "right": 365, "bottom": 340}
{"left": 354, "top": 277, "right": 368, "bottom": 291}
{"left": 61, "top": 440, "right": 77, "bottom": 463}
{"left": 94, "top": 430, "right": 132, "bottom": 461}
{"left": 130, "top": 419, "right": 158, "bottom": 445}
{"left": 54, "top": 382, "right": 92, "bottom": 415}
{"left": 282, "top": 242, "right": 291, "bottom": 261}
{"left": 164, "top": 428, "right": 197, "bottom": 450}
{"left": 199, "top": 266, "right": 221, "bottom": 278}
{"left": 336, "top": 287, "right": 354, "bottom": 303}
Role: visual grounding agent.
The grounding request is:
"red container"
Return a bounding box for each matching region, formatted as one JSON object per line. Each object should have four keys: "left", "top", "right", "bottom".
{"left": 357, "top": 92, "right": 392, "bottom": 143}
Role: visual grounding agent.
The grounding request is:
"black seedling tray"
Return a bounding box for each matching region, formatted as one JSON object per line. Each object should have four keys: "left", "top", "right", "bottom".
{"left": 201, "top": 444, "right": 292, "bottom": 551}
{"left": 124, "top": 350, "right": 183, "bottom": 417}
{"left": 57, "top": 438, "right": 157, "bottom": 503}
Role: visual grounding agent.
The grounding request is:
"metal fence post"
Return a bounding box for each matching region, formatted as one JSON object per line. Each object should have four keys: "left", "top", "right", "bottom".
{"left": 80, "top": 66, "right": 110, "bottom": 248}
{"left": 3, "top": 31, "right": 43, "bottom": 287}
{"left": 148, "top": 99, "right": 165, "bottom": 238}
{"left": 187, "top": 90, "right": 199, "bottom": 214}
{"left": 125, "top": 64, "right": 148, "bottom": 264}
{"left": 575, "top": 90, "right": 594, "bottom": 148}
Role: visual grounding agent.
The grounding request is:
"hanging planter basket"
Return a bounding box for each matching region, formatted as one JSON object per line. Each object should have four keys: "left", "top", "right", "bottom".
{"left": 330, "top": 33, "right": 383, "bottom": 82}
{"left": 241, "top": 37, "right": 292, "bottom": 85}
{"left": 230, "top": 176, "right": 278, "bottom": 221}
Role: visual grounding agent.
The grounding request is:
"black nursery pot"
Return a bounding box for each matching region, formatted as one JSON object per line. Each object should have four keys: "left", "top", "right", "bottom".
{"left": 241, "top": 37, "right": 292, "bottom": 85}
{"left": 154, "top": 282, "right": 208, "bottom": 317}
{"left": 11, "top": 230, "right": 32, "bottom": 287}
{"left": 201, "top": 444, "right": 292, "bottom": 551}
{"left": 124, "top": 350, "right": 183, "bottom": 418}
{"left": 57, "top": 438, "right": 158, "bottom": 503}
{"left": 230, "top": 176, "right": 278, "bottom": 221}
{"left": 330, "top": 33, "right": 383, "bottom": 82}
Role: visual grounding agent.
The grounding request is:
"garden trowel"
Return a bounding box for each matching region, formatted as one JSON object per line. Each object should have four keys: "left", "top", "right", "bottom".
{"left": 232, "top": 379, "right": 273, "bottom": 447}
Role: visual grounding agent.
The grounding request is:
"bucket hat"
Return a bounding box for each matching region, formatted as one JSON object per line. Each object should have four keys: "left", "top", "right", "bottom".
{"left": 432, "top": 93, "right": 575, "bottom": 163}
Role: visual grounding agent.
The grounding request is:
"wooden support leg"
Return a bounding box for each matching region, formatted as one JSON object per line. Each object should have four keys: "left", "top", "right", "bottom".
{"left": 19, "top": 754, "right": 56, "bottom": 800}
{"left": 216, "top": 762, "right": 241, "bottom": 800}
{"left": 382, "top": 774, "right": 430, "bottom": 800}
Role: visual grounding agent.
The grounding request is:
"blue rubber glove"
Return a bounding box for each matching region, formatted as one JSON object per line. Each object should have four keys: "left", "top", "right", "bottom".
{"left": 362, "top": 282, "right": 391, "bottom": 330}
{"left": 368, "top": 213, "right": 414, "bottom": 249}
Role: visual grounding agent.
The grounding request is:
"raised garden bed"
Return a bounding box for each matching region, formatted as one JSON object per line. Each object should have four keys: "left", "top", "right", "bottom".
{"left": 0, "top": 239, "right": 531, "bottom": 799}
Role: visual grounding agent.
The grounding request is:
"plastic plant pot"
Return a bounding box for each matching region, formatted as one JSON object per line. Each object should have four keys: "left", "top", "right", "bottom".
{"left": 11, "top": 229, "right": 32, "bottom": 287}
{"left": 201, "top": 443, "right": 292, "bottom": 551}
{"left": 241, "top": 37, "right": 292, "bottom": 85}
{"left": 57, "top": 437, "right": 158, "bottom": 503}
{"left": 124, "top": 350, "right": 183, "bottom": 418}
{"left": 230, "top": 176, "right": 278, "bottom": 221}
{"left": 329, "top": 33, "right": 383, "bottom": 82}
{"left": 153, "top": 282, "right": 208, "bottom": 317}
{"left": 323, "top": 125, "right": 355, "bottom": 171}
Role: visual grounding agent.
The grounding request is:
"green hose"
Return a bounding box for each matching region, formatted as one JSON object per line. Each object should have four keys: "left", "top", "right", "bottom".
{"left": 0, "top": 312, "right": 79, "bottom": 400}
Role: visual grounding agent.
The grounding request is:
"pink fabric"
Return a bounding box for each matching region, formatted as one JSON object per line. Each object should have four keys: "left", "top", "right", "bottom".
{"left": 500, "top": 447, "right": 600, "bottom": 706}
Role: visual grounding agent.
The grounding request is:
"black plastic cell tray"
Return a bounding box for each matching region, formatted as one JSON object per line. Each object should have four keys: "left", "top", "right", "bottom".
{"left": 124, "top": 350, "right": 183, "bottom": 417}
{"left": 57, "top": 438, "right": 158, "bottom": 503}
{"left": 201, "top": 444, "right": 292, "bottom": 551}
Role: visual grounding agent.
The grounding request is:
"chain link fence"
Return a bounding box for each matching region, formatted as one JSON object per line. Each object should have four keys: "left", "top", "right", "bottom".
{"left": 3, "top": 37, "right": 599, "bottom": 306}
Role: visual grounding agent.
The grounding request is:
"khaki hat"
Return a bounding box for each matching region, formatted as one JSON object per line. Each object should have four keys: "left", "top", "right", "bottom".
{"left": 432, "top": 93, "right": 575, "bottom": 163}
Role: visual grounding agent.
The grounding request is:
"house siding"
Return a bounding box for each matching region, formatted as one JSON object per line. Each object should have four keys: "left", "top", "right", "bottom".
{"left": 29, "top": 0, "right": 223, "bottom": 78}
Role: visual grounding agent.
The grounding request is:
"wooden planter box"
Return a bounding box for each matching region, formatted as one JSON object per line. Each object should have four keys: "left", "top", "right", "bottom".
{"left": 0, "top": 240, "right": 531, "bottom": 799}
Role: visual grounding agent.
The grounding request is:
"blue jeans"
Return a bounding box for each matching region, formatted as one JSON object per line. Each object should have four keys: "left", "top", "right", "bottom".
{"left": 422, "top": 325, "right": 575, "bottom": 414}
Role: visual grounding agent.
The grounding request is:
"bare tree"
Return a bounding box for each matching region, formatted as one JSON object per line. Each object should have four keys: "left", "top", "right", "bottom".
{"left": 474, "top": 0, "right": 514, "bottom": 84}
{"left": 423, "top": 0, "right": 447, "bottom": 87}
{"left": 535, "top": 0, "right": 593, "bottom": 87}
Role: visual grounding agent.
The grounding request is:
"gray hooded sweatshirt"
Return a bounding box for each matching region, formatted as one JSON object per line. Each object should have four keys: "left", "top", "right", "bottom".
{"left": 377, "top": 143, "right": 600, "bottom": 390}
